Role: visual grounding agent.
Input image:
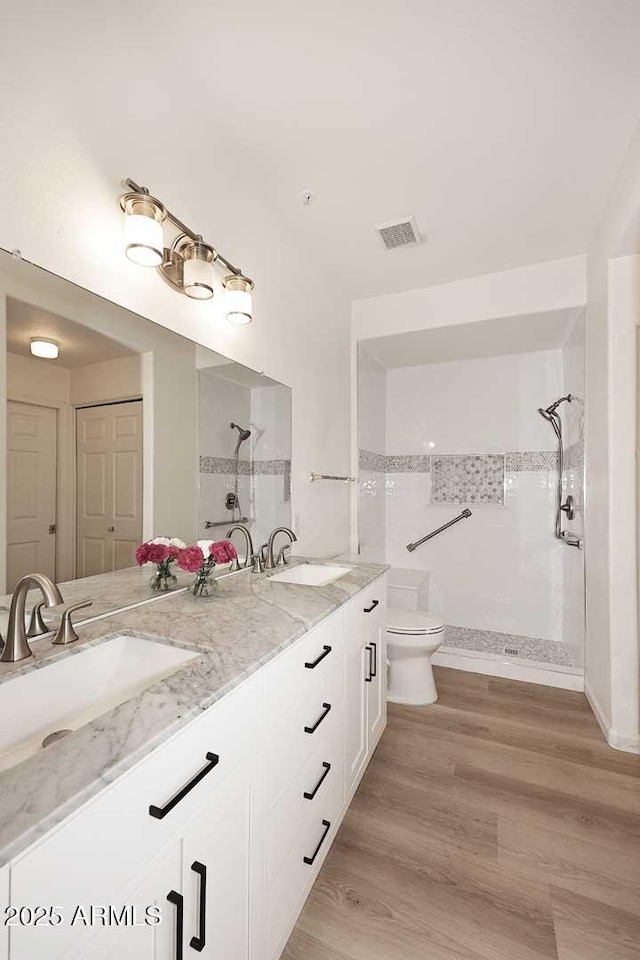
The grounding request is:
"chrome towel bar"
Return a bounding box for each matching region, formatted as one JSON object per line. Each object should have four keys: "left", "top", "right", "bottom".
{"left": 309, "top": 473, "right": 356, "bottom": 483}
{"left": 406, "top": 509, "right": 472, "bottom": 552}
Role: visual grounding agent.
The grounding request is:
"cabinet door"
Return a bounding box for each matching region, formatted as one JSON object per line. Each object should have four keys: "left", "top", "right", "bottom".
{"left": 345, "top": 635, "right": 368, "bottom": 795}
{"left": 71, "top": 844, "right": 181, "bottom": 960}
{"left": 181, "top": 762, "right": 264, "bottom": 960}
{"left": 365, "top": 605, "right": 386, "bottom": 747}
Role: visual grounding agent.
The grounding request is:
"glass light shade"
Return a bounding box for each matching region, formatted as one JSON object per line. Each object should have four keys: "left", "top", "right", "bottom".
{"left": 183, "top": 241, "right": 216, "bottom": 300}
{"left": 30, "top": 338, "right": 59, "bottom": 359}
{"left": 123, "top": 196, "right": 165, "bottom": 267}
{"left": 223, "top": 276, "right": 254, "bottom": 324}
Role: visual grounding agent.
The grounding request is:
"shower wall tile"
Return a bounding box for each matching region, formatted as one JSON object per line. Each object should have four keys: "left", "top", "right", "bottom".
{"left": 431, "top": 454, "right": 505, "bottom": 505}
{"left": 564, "top": 440, "right": 584, "bottom": 470}
{"left": 199, "top": 456, "right": 290, "bottom": 476}
{"left": 385, "top": 454, "right": 431, "bottom": 473}
{"left": 505, "top": 450, "right": 558, "bottom": 471}
{"left": 358, "top": 449, "right": 386, "bottom": 473}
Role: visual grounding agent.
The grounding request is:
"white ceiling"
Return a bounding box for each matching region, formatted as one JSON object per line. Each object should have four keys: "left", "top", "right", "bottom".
{"left": 363, "top": 308, "right": 582, "bottom": 368}
{"left": 6, "top": 298, "right": 136, "bottom": 368}
{"left": 3, "top": 1, "right": 640, "bottom": 300}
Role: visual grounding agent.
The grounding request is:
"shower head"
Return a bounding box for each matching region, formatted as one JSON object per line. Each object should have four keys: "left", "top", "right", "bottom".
{"left": 539, "top": 395, "right": 573, "bottom": 420}
{"left": 230, "top": 422, "right": 251, "bottom": 442}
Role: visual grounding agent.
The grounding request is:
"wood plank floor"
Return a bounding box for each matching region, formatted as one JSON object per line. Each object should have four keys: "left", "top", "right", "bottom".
{"left": 283, "top": 667, "right": 640, "bottom": 960}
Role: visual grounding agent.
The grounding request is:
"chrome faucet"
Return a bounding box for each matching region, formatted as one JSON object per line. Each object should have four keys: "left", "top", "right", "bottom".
{"left": 263, "top": 527, "right": 297, "bottom": 570}
{"left": 226, "top": 524, "right": 255, "bottom": 569}
{"left": 1, "top": 574, "right": 64, "bottom": 663}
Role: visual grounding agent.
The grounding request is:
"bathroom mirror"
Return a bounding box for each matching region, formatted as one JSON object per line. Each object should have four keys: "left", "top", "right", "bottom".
{"left": 0, "top": 247, "right": 291, "bottom": 610}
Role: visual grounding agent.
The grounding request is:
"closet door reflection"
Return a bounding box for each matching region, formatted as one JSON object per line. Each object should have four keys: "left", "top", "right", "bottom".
{"left": 76, "top": 401, "right": 143, "bottom": 578}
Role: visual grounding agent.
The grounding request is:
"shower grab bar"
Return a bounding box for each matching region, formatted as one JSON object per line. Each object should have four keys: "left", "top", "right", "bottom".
{"left": 204, "top": 517, "right": 251, "bottom": 529}
{"left": 406, "top": 509, "right": 472, "bottom": 552}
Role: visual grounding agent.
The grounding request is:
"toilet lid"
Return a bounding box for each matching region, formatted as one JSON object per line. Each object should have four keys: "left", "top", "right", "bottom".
{"left": 387, "top": 608, "right": 444, "bottom": 635}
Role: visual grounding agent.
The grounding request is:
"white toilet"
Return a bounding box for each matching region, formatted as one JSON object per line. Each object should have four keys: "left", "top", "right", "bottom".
{"left": 386, "top": 608, "right": 445, "bottom": 705}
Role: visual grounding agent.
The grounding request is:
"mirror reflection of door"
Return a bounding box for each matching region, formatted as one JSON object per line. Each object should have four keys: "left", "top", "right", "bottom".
{"left": 6, "top": 401, "right": 57, "bottom": 591}
{"left": 76, "top": 400, "right": 143, "bottom": 578}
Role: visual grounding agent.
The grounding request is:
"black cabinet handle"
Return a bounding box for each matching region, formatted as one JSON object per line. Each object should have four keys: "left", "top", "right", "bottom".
{"left": 370, "top": 640, "right": 378, "bottom": 678}
{"left": 303, "top": 819, "right": 331, "bottom": 865}
{"left": 304, "top": 702, "right": 331, "bottom": 734}
{"left": 304, "top": 762, "right": 331, "bottom": 800}
{"left": 363, "top": 600, "right": 379, "bottom": 613}
{"left": 167, "top": 890, "right": 184, "bottom": 960}
{"left": 365, "top": 644, "right": 373, "bottom": 682}
{"left": 305, "top": 644, "right": 332, "bottom": 669}
{"left": 189, "top": 861, "right": 207, "bottom": 952}
{"left": 149, "top": 752, "right": 219, "bottom": 819}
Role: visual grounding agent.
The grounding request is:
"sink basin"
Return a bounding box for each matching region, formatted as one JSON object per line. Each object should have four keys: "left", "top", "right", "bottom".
{"left": 269, "top": 564, "right": 353, "bottom": 587}
{"left": 0, "top": 636, "right": 198, "bottom": 772}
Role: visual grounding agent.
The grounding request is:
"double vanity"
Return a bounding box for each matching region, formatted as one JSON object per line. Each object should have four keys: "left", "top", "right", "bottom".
{"left": 0, "top": 557, "right": 388, "bottom": 960}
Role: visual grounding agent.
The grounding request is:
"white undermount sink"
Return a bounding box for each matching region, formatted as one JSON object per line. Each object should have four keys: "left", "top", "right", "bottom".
{"left": 0, "top": 636, "right": 198, "bottom": 772}
{"left": 268, "top": 563, "right": 353, "bottom": 587}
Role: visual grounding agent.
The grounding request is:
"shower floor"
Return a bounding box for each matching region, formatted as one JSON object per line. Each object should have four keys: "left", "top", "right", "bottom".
{"left": 443, "top": 624, "right": 582, "bottom": 668}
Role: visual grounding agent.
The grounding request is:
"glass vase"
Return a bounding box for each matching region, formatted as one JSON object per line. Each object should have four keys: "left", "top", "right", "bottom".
{"left": 149, "top": 564, "right": 178, "bottom": 592}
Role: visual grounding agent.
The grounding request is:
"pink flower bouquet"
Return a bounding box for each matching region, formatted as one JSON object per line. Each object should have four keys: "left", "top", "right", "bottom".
{"left": 136, "top": 536, "right": 186, "bottom": 591}
{"left": 178, "top": 539, "right": 238, "bottom": 596}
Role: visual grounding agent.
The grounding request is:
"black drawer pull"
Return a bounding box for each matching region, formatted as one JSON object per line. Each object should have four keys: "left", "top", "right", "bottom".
{"left": 363, "top": 599, "right": 379, "bottom": 613}
{"left": 370, "top": 640, "right": 378, "bottom": 678}
{"left": 305, "top": 644, "right": 332, "bottom": 669}
{"left": 303, "top": 819, "right": 331, "bottom": 865}
{"left": 304, "top": 702, "right": 331, "bottom": 734}
{"left": 149, "top": 752, "right": 219, "bottom": 819}
{"left": 304, "top": 762, "right": 331, "bottom": 800}
{"left": 190, "top": 861, "right": 207, "bottom": 951}
{"left": 365, "top": 644, "right": 373, "bottom": 682}
{"left": 167, "top": 890, "right": 184, "bottom": 960}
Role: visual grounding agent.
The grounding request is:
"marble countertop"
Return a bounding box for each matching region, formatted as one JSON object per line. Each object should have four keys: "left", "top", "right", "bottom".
{"left": 0, "top": 557, "right": 387, "bottom": 866}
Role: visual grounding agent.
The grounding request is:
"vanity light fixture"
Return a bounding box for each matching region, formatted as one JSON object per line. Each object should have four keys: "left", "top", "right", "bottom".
{"left": 119, "top": 178, "right": 254, "bottom": 322}
{"left": 30, "top": 338, "right": 59, "bottom": 360}
{"left": 223, "top": 274, "right": 254, "bottom": 324}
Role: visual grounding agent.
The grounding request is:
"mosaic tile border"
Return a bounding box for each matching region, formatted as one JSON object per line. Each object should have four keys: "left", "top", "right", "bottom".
{"left": 443, "top": 624, "right": 580, "bottom": 667}
{"left": 359, "top": 449, "right": 386, "bottom": 472}
{"left": 200, "top": 456, "right": 291, "bottom": 477}
{"left": 565, "top": 440, "right": 584, "bottom": 471}
{"left": 505, "top": 451, "right": 558, "bottom": 472}
{"left": 359, "top": 449, "right": 559, "bottom": 475}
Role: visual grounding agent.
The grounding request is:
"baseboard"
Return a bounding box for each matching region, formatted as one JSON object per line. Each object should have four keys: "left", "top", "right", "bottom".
{"left": 432, "top": 648, "right": 584, "bottom": 691}
{"left": 584, "top": 680, "right": 640, "bottom": 754}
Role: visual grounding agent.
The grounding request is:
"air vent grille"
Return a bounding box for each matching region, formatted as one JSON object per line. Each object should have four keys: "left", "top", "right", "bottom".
{"left": 375, "top": 216, "right": 421, "bottom": 251}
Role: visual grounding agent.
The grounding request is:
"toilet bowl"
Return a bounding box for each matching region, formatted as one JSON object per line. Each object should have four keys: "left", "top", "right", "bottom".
{"left": 387, "top": 608, "right": 445, "bottom": 705}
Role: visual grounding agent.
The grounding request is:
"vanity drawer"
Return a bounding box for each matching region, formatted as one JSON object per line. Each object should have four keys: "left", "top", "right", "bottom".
{"left": 267, "top": 771, "right": 344, "bottom": 959}
{"left": 267, "top": 660, "right": 344, "bottom": 807}
{"left": 267, "top": 608, "right": 346, "bottom": 725}
{"left": 9, "top": 671, "right": 265, "bottom": 960}
{"left": 267, "top": 714, "right": 344, "bottom": 890}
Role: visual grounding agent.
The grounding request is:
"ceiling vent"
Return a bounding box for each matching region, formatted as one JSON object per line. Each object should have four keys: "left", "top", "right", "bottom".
{"left": 375, "top": 216, "right": 421, "bottom": 251}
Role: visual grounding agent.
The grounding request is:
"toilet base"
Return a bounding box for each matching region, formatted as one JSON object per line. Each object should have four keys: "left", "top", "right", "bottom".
{"left": 387, "top": 652, "right": 439, "bottom": 706}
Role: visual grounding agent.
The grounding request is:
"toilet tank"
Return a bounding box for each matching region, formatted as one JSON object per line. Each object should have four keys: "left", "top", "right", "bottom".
{"left": 387, "top": 567, "right": 430, "bottom": 612}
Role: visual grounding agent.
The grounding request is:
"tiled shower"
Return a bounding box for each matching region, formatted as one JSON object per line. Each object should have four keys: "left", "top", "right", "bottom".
{"left": 358, "top": 314, "right": 585, "bottom": 680}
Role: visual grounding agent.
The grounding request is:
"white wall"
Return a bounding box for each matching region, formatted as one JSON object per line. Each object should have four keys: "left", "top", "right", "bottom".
{"left": 70, "top": 355, "right": 141, "bottom": 406}
{"left": 0, "top": 108, "right": 352, "bottom": 562}
{"left": 584, "top": 120, "right": 640, "bottom": 751}
{"left": 357, "top": 344, "right": 386, "bottom": 560}
{"left": 383, "top": 350, "right": 564, "bottom": 641}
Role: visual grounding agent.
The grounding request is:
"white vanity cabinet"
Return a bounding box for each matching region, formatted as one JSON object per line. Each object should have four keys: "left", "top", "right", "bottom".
{"left": 7, "top": 671, "right": 266, "bottom": 960}
{"left": 4, "top": 572, "right": 388, "bottom": 960}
